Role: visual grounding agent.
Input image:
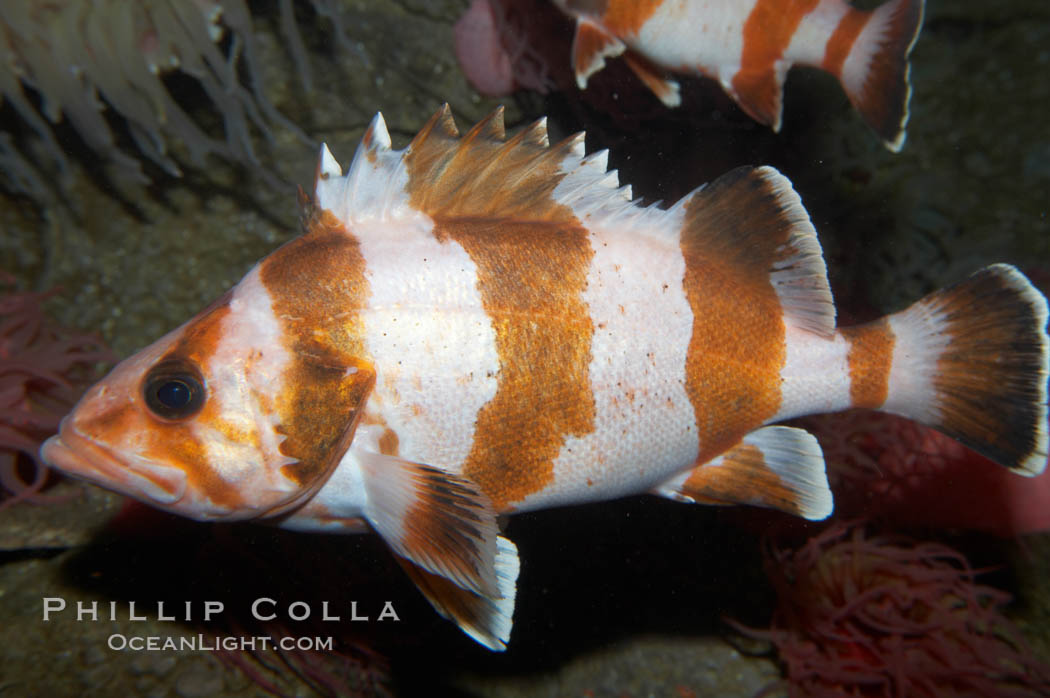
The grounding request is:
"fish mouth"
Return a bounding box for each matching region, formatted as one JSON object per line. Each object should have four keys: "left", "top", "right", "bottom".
{"left": 41, "top": 421, "right": 186, "bottom": 506}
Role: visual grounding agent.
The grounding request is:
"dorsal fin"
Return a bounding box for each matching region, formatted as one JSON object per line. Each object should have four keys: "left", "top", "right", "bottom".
{"left": 402, "top": 107, "right": 587, "bottom": 223}
{"left": 314, "top": 110, "right": 420, "bottom": 225}
{"left": 674, "top": 166, "right": 836, "bottom": 337}
{"left": 409, "top": 102, "right": 461, "bottom": 146}
{"left": 313, "top": 105, "right": 673, "bottom": 232}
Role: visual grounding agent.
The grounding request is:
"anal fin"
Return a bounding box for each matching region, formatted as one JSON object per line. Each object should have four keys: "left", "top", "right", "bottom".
{"left": 654, "top": 426, "right": 833, "bottom": 520}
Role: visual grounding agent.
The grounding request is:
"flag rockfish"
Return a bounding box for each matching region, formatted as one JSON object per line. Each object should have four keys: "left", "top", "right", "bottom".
{"left": 41, "top": 106, "right": 1048, "bottom": 649}
{"left": 551, "top": 0, "right": 925, "bottom": 150}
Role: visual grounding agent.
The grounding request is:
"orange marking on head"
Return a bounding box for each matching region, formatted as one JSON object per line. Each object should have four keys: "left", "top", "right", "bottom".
{"left": 821, "top": 6, "right": 870, "bottom": 77}
{"left": 141, "top": 297, "right": 249, "bottom": 509}
{"left": 146, "top": 422, "right": 247, "bottom": 510}
{"left": 841, "top": 318, "right": 895, "bottom": 409}
{"left": 82, "top": 400, "right": 249, "bottom": 510}
{"left": 260, "top": 209, "right": 376, "bottom": 490}
{"left": 166, "top": 291, "right": 233, "bottom": 366}
{"left": 680, "top": 175, "right": 788, "bottom": 463}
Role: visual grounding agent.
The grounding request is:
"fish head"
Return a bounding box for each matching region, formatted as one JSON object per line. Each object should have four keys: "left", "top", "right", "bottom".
{"left": 41, "top": 265, "right": 376, "bottom": 522}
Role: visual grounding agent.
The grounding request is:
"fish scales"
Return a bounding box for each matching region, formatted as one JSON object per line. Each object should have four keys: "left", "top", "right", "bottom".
{"left": 41, "top": 106, "right": 1050, "bottom": 650}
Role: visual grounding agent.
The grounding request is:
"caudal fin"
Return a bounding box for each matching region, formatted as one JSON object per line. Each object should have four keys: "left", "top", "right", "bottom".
{"left": 837, "top": 0, "right": 924, "bottom": 151}
{"left": 883, "top": 264, "right": 1049, "bottom": 475}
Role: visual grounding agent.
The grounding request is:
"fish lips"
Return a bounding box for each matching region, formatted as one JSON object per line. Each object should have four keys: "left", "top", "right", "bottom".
{"left": 40, "top": 421, "right": 187, "bottom": 507}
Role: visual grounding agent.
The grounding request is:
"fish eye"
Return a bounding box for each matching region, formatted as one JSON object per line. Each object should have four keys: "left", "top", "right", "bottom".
{"left": 142, "top": 360, "right": 205, "bottom": 421}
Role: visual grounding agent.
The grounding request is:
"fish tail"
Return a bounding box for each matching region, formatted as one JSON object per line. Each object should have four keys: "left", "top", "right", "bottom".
{"left": 833, "top": 0, "right": 924, "bottom": 151}
{"left": 867, "top": 264, "right": 1049, "bottom": 475}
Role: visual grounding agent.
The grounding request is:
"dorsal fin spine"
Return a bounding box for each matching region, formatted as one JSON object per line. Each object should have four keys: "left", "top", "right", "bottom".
{"left": 409, "top": 103, "right": 458, "bottom": 150}
{"left": 462, "top": 106, "right": 507, "bottom": 144}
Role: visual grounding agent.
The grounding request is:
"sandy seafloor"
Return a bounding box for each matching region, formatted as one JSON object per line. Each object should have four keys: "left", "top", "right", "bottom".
{"left": 0, "top": 0, "right": 1048, "bottom": 695}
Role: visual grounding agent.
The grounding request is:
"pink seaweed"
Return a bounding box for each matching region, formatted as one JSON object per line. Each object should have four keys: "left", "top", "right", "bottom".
{"left": 0, "top": 274, "right": 114, "bottom": 510}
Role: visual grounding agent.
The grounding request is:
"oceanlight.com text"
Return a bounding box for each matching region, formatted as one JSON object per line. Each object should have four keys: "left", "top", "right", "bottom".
{"left": 107, "top": 633, "right": 334, "bottom": 652}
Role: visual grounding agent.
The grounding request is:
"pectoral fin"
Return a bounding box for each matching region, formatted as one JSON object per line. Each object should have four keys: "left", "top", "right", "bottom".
{"left": 654, "top": 425, "right": 833, "bottom": 520}
{"left": 356, "top": 450, "right": 519, "bottom": 648}
{"left": 395, "top": 536, "right": 518, "bottom": 651}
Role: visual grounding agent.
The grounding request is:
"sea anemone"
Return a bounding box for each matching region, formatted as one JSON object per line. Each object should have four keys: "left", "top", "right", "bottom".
{"left": 733, "top": 523, "right": 1050, "bottom": 698}
{"left": 0, "top": 275, "right": 113, "bottom": 510}
{"left": 0, "top": 0, "right": 358, "bottom": 203}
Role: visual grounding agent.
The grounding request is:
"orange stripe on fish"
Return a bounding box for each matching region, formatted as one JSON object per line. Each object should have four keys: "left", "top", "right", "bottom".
{"left": 821, "top": 5, "right": 869, "bottom": 78}
{"left": 679, "top": 166, "right": 834, "bottom": 462}
{"left": 841, "top": 318, "right": 895, "bottom": 409}
{"left": 733, "top": 0, "right": 819, "bottom": 128}
{"left": 40, "top": 107, "right": 1049, "bottom": 655}
{"left": 438, "top": 220, "right": 596, "bottom": 510}
{"left": 400, "top": 107, "right": 598, "bottom": 509}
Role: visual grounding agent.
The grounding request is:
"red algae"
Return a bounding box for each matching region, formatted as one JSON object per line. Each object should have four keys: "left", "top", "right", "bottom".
{"left": 733, "top": 523, "right": 1050, "bottom": 698}
{"left": 0, "top": 275, "right": 114, "bottom": 510}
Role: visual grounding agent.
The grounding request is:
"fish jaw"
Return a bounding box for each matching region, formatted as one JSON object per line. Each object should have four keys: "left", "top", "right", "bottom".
{"left": 41, "top": 424, "right": 187, "bottom": 507}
